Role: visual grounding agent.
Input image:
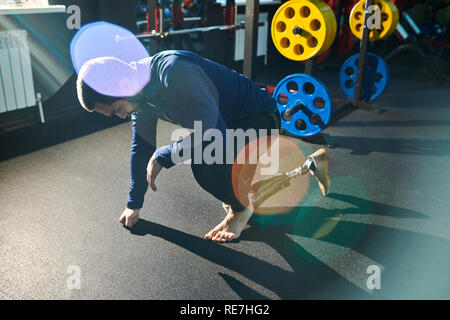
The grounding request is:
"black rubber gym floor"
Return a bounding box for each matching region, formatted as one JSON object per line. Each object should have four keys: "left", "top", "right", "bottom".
{"left": 1, "top": 63, "right": 449, "bottom": 299}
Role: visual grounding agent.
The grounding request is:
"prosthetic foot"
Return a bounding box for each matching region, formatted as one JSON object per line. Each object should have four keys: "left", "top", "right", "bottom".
{"left": 307, "top": 148, "right": 330, "bottom": 196}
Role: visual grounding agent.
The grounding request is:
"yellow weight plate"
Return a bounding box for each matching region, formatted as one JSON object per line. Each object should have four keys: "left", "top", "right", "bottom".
{"left": 384, "top": 0, "right": 399, "bottom": 38}
{"left": 310, "top": 0, "right": 336, "bottom": 55}
{"left": 349, "top": 0, "right": 375, "bottom": 41}
{"left": 375, "top": 0, "right": 398, "bottom": 39}
{"left": 271, "top": 0, "right": 337, "bottom": 61}
{"left": 349, "top": 0, "right": 398, "bottom": 41}
{"left": 318, "top": 1, "right": 334, "bottom": 52}
{"left": 328, "top": 4, "right": 337, "bottom": 49}
{"left": 313, "top": 1, "right": 329, "bottom": 54}
{"left": 320, "top": 1, "right": 335, "bottom": 45}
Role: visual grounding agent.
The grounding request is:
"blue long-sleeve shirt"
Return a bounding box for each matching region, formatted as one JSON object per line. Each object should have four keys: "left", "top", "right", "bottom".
{"left": 127, "top": 50, "right": 276, "bottom": 209}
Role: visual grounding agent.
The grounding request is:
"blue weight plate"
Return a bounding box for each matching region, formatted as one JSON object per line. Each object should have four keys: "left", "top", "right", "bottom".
{"left": 339, "top": 53, "right": 390, "bottom": 101}
{"left": 273, "top": 74, "right": 332, "bottom": 138}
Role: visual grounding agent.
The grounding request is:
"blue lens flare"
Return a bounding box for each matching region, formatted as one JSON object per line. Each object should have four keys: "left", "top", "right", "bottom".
{"left": 70, "top": 21, "right": 150, "bottom": 97}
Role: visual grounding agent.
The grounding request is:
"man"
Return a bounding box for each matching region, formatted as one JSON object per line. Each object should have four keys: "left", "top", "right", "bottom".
{"left": 77, "top": 50, "right": 330, "bottom": 243}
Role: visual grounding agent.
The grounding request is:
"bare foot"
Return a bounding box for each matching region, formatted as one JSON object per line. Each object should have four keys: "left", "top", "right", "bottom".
{"left": 222, "top": 202, "right": 231, "bottom": 214}
{"left": 205, "top": 204, "right": 253, "bottom": 243}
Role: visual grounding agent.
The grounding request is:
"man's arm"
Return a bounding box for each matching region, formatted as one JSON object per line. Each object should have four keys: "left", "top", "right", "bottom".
{"left": 127, "top": 110, "right": 158, "bottom": 209}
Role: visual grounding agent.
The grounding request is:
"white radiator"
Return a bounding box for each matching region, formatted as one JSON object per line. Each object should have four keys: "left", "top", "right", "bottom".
{"left": 0, "top": 29, "right": 36, "bottom": 114}
{"left": 234, "top": 12, "right": 269, "bottom": 63}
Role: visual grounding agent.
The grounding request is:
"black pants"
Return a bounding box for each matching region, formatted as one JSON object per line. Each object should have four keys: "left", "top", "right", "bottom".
{"left": 191, "top": 110, "right": 281, "bottom": 212}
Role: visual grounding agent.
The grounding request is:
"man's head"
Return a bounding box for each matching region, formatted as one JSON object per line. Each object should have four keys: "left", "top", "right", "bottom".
{"left": 76, "top": 57, "right": 144, "bottom": 119}
{"left": 77, "top": 79, "right": 134, "bottom": 119}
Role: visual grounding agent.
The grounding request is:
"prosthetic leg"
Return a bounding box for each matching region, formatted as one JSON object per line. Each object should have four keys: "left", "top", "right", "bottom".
{"left": 249, "top": 148, "right": 330, "bottom": 210}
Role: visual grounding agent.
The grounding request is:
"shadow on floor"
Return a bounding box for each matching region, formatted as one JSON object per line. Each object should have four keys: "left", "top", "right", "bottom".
{"left": 128, "top": 192, "right": 447, "bottom": 299}
{"left": 328, "top": 136, "right": 450, "bottom": 156}
{"left": 218, "top": 273, "right": 270, "bottom": 300}
{"left": 130, "top": 218, "right": 315, "bottom": 299}
{"left": 332, "top": 120, "right": 450, "bottom": 127}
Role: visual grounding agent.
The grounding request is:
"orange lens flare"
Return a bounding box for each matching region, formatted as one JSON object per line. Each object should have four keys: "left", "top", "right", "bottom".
{"left": 232, "top": 136, "right": 309, "bottom": 215}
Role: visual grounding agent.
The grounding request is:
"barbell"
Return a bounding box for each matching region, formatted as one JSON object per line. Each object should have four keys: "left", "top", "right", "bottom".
{"left": 134, "top": 22, "right": 264, "bottom": 39}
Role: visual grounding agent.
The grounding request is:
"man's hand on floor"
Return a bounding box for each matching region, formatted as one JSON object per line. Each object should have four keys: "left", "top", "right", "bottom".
{"left": 119, "top": 208, "right": 140, "bottom": 228}
{"left": 147, "top": 154, "right": 163, "bottom": 192}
